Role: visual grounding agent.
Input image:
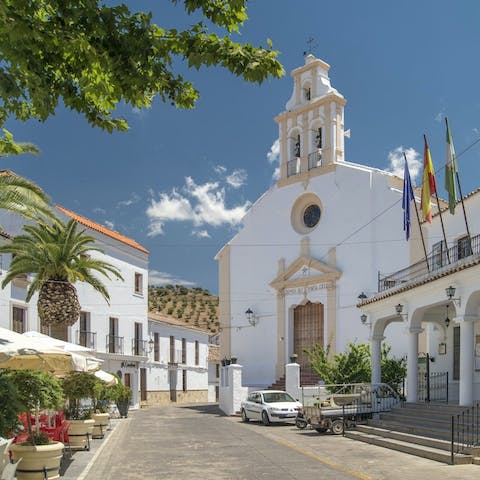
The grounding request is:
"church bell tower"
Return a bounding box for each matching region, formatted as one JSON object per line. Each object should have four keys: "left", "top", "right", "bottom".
{"left": 275, "top": 55, "right": 346, "bottom": 185}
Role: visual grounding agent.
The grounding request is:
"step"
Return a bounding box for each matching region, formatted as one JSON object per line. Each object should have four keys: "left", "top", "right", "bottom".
{"left": 379, "top": 412, "right": 452, "bottom": 429}
{"left": 388, "top": 407, "right": 460, "bottom": 421}
{"left": 367, "top": 418, "right": 451, "bottom": 441}
{"left": 355, "top": 424, "right": 453, "bottom": 451}
{"left": 404, "top": 402, "right": 469, "bottom": 414}
{"left": 345, "top": 430, "right": 472, "bottom": 465}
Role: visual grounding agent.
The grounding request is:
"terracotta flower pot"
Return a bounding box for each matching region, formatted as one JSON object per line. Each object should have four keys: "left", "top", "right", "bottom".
{"left": 10, "top": 441, "right": 64, "bottom": 480}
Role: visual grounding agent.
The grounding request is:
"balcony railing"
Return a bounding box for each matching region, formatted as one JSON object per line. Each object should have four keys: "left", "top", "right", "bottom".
{"left": 106, "top": 334, "right": 124, "bottom": 354}
{"left": 287, "top": 158, "right": 299, "bottom": 177}
{"left": 132, "top": 338, "right": 147, "bottom": 357}
{"left": 76, "top": 330, "right": 96, "bottom": 349}
{"left": 378, "top": 233, "right": 480, "bottom": 292}
{"left": 169, "top": 349, "right": 184, "bottom": 364}
{"left": 308, "top": 151, "right": 322, "bottom": 170}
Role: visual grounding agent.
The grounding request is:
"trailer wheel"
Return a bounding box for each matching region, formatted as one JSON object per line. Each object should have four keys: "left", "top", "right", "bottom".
{"left": 295, "top": 418, "right": 308, "bottom": 429}
{"left": 331, "top": 419, "right": 344, "bottom": 435}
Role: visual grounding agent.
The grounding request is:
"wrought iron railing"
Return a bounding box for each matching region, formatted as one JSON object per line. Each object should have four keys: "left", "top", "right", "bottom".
{"left": 418, "top": 371, "right": 449, "bottom": 403}
{"left": 308, "top": 151, "right": 322, "bottom": 170}
{"left": 76, "top": 330, "right": 96, "bottom": 349}
{"left": 378, "top": 233, "right": 480, "bottom": 292}
{"left": 287, "top": 158, "right": 299, "bottom": 177}
{"left": 132, "top": 338, "right": 147, "bottom": 356}
{"left": 106, "top": 334, "right": 124, "bottom": 354}
{"left": 451, "top": 403, "right": 480, "bottom": 464}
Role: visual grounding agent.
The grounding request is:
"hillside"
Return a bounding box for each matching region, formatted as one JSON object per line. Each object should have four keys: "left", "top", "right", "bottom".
{"left": 148, "top": 285, "right": 219, "bottom": 334}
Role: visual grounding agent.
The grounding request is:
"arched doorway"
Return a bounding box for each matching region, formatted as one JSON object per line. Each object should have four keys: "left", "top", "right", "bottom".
{"left": 293, "top": 301, "right": 324, "bottom": 366}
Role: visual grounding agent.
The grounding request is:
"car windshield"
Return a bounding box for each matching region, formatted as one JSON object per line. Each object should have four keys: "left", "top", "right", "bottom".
{"left": 262, "top": 392, "right": 295, "bottom": 403}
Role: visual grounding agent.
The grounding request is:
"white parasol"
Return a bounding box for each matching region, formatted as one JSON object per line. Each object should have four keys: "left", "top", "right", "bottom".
{"left": 0, "top": 327, "right": 100, "bottom": 375}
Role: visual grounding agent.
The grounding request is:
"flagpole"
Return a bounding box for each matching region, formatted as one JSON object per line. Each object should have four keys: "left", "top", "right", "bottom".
{"left": 446, "top": 117, "right": 473, "bottom": 253}
{"left": 424, "top": 133, "right": 451, "bottom": 264}
{"left": 404, "top": 152, "right": 430, "bottom": 272}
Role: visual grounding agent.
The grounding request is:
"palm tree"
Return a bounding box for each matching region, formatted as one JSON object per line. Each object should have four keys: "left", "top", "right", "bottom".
{"left": 0, "top": 169, "right": 54, "bottom": 223}
{"left": 0, "top": 218, "right": 123, "bottom": 326}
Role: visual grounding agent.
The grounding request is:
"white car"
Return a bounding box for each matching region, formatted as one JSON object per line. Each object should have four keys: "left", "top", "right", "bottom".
{"left": 241, "top": 390, "right": 302, "bottom": 426}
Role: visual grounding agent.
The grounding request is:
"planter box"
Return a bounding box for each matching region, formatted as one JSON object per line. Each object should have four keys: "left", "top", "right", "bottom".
{"left": 92, "top": 413, "right": 110, "bottom": 438}
{"left": 11, "top": 441, "right": 64, "bottom": 480}
{"left": 67, "top": 419, "right": 95, "bottom": 449}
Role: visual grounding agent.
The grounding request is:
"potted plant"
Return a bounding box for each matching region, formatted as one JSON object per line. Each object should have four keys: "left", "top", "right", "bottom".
{"left": 4, "top": 370, "right": 65, "bottom": 480}
{"left": 61, "top": 372, "right": 96, "bottom": 449}
{"left": 111, "top": 379, "right": 131, "bottom": 418}
{"left": 91, "top": 379, "right": 114, "bottom": 438}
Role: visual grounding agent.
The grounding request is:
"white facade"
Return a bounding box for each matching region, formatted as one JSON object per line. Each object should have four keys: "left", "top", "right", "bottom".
{"left": 217, "top": 55, "right": 411, "bottom": 388}
{"left": 145, "top": 313, "right": 209, "bottom": 405}
{"left": 0, "top": 204, "right": 149, "bottom": 409}
{"left": 360, "top": 189, "right": 480, "bottom": 406}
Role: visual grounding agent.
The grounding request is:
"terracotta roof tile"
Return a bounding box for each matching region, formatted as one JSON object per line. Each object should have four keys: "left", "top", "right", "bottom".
{"left": 55, "top": 205, "right": 149, "bottom": 254}
{"left": 148, "top": 311, "right": 209, "bottom": 334}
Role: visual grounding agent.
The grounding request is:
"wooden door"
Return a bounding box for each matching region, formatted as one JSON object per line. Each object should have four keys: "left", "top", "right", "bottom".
{"left": 293, "top": 302, "right": 324, "bottom": 366}
{"left": 140, "top": 368, "right": 147, "bottom": 402}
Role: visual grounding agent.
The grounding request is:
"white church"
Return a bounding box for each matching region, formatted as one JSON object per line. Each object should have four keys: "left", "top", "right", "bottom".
{"left": 216, "top": 55, "right": 413, "bottom": 389}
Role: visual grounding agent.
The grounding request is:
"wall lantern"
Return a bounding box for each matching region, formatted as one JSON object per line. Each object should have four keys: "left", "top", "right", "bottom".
{"left": 360, "top": 313, "right": 371, "bottom": 327}
{"left": 395, "top": 303, "right": 408, "bottom": 319}
{"left": 245, "top": 308, "right": 258, "bottom": 327}
{"left": 445, "top": 285, "right": 461, "bottom": 306}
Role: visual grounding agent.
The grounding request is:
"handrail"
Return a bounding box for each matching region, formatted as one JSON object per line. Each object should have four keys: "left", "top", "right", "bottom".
{"left": 451, "top": 402, "right": 480, "bottom": 464}
{"left": 378, "top": 233, "right": 480, "bottom": 292}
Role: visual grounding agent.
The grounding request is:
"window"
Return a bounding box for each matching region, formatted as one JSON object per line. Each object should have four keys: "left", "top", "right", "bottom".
{"left": 303, "top": 87, "right": 311, "bottom": 101}
{"left": 316, "top": 127, "right": 322, "bottom": 149}
{"left": 195, "top": 340, "right": 199, "bottom": 366}
{"left": 432, "top": 241, "right": 445, "bottom": 270}
{"left": 12, "top": 306, "right": 26, "bottom": 333}
{"left": 457, "top": 235, "right": 472, "bottom": 260}
{"left": 294, "top": 134, "right": 301, "bottom": 158}
{"left": 170, "top": 335, "right": 175, "bottom": 363}
{"left": 133, "top": 322, "right": 143, "bottom": 356}
{"left": 78, "top": 311, "right": 92, "bottom": 347}
{"left": 215, "top": 363, "right": 220, "bottom": 379}
{"left": 182, "top": 369, "right": 187, "bottom": 392}
{"left": 154, "top": 332, "right": 159, "bottom": 362}
{"left": 134, "top": 272, "right": 143, "bottom": 295}
{"left": 108, "top": 317, "right": 119, "bottom": 353}
{"left": 453, "top": 326, "right": 460, "bottom": 381}
{"left": 182, "top": 338, "right": 186, "bottom": 364}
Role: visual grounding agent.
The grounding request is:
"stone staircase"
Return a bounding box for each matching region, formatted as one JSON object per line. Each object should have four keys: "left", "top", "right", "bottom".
{"left": 268, "top": 370, "right": 321, "bottom": 391}
{"left": 345, "top": 402, "right": 479, "bottom": 465}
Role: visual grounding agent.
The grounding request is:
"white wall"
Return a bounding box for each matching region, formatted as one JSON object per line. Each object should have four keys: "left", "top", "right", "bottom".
{"left": 226, "top": 163, "right": 411, "bottom": 387}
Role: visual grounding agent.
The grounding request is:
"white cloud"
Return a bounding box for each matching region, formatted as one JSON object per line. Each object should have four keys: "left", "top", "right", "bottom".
{"left": 93, "top": 207, "right": 106, "bottom": 215}
{"left": 148, "top": 269, "right": 196, "bottom": 287}
{"left": 118, "top": 193, "right": 140, "bottom": 208}
{"left": 146, "top": 177, "right": 251, "bottom": 236}
{"left": 226, "top": 169, "right": 247, "bottom": 189}
{"left": 435, "top": 108, "right": 445, "bottom": 123}
{"left": 386, "top": 146, "right": 422, "bottom": 184}
{"left": 192, "top": 229, "right": 210, "bottom": 238}
{"left": 214, "top": 165, "right": 227, "bottom": 175}
{"left": 104, "top": 220, "right": 115, "bottom": 229}
{"left": 267, "top": 139, "right": 280, "bottom": 164}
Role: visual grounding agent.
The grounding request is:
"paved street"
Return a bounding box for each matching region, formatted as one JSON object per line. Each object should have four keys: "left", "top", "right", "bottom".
{"left": 81, "top": 404, "right": 480, "bottom": 480}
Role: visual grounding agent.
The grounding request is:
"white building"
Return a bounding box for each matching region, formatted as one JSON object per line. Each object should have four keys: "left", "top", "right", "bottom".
{"left": 216, "top": 55, "right": 411, "bottom": 388}
{"left": 0, "top": 203, "right": 149, "bottom": 409}
{"left": 144, "top": 312, "right": 209, "bottom": 406}
{"left": 360, "top": 188, "right": 480, "bottom": 406}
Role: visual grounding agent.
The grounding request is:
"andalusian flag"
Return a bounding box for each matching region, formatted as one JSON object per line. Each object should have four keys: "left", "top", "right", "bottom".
{"left": 421, "top": 135, "right": 437, "bottom": 223}
{"left": 445, "top": 117, "right": 458, "bottom": 214}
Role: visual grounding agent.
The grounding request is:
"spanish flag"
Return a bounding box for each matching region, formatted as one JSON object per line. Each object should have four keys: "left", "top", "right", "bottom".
{"left": 420, "top": 135, "right": 437, "bottom": 223}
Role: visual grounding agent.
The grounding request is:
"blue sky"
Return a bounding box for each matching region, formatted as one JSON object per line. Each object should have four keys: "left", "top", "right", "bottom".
{"left": 3, "top": 1, "right": 480, "bottom": 293}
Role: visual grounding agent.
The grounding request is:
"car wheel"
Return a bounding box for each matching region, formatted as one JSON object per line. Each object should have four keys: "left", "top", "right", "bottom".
{"left": 241, "top": 409, "right": 249, "bottom": 422}
{"left": 261, "top": 411, "right": 271, "bottom": 426}
{"left": 295, "top": 418, "right": 308, "bottom": 429}
{"left": 331, "top": 419, "right": 344, "bottom": 435}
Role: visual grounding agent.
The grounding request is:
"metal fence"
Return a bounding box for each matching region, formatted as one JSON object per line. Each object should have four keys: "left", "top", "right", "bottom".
{"left": 418, "top": 371, "right": 449, "bottom": 403}
{"left": 378, "top": 233, "right": 480, "bottom": 292}
{"left": 451, "top": 402, "right": 480, "bottom": 463}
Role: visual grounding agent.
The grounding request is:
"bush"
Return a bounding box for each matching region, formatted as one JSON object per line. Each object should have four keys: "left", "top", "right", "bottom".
{"left": 62, "top": 372, "right": 97, "bottom": 420}
{"left": 0, "top": 373, "right": 23, "bottom": 438}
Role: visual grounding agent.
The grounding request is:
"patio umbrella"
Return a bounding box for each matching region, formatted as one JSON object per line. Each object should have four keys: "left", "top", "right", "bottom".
{"left": 0, "top": 327, "right": 100, "bottom": 375}
{"left": 22, "top": 331, "right": 103, "bottom": 373}
{"left": 94, "top": 369, "right": 118, "bottom": 385}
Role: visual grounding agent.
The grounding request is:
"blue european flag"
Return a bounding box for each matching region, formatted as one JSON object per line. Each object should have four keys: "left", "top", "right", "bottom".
{"left": 402, "top": 157, "right": 415, "bottom": 241}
